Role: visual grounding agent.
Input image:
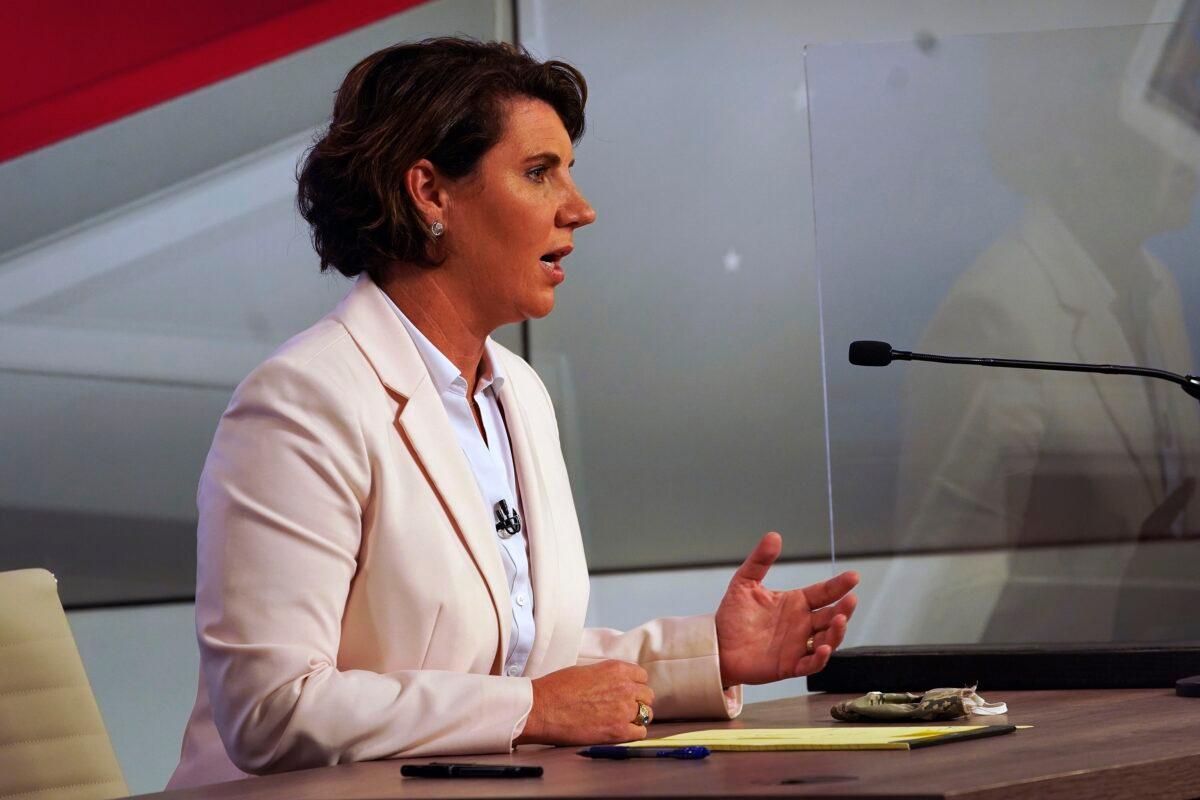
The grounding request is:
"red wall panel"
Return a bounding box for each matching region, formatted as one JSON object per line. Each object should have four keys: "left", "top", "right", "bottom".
{"left": 1, "top": 0, "right": 428, "bottom": 162}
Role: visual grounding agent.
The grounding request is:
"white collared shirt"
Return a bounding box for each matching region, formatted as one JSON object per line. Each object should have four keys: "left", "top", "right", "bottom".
{"left": 381, "top": 290, "right": 536, "bottom": 678}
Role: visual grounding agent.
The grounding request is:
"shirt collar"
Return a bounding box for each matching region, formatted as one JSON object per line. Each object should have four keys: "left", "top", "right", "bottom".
{"left": 378, "top": 285, "right": 506, "bottom": 397}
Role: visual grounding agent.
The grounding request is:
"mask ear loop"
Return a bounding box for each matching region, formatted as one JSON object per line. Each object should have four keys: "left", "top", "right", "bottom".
{"left": 962, "top": 687, "right": 1008, "bottom": 716}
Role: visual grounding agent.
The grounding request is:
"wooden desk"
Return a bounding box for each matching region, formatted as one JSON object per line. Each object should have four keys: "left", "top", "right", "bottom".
{"left": 139, "top": 690, "right": 1200, "bottom": 799}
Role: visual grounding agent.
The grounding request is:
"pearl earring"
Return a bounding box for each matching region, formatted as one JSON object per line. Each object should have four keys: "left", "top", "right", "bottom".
{"left": 430, "top": 221, "right": 444, "bottom": 238}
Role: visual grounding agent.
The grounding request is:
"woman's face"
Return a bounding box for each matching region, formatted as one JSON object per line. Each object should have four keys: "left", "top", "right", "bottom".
{"left": 441, "top": 96, "right": 596, "bottom": 328}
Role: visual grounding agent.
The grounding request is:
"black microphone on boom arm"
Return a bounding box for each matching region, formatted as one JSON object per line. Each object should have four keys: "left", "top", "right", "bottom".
{"left": 848, "top": 340, "right": 1200, "bottom": 401}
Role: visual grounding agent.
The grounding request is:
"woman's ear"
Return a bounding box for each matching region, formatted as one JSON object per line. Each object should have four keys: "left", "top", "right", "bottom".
{"left": 405, "top": 158, "right": 449, "bottom": 228}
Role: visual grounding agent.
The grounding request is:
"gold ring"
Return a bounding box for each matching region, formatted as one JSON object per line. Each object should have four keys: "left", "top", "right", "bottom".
{"left": 805, "top": 635, "right": 816, "bottom": 655}
{"left": 635, "top": 701, "right": 652, "bottom": 726}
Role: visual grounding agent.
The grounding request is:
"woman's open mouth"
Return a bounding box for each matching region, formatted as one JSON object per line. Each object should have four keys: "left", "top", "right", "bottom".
{"left": 539, "top": 245, "right": 573, "bottom": 285}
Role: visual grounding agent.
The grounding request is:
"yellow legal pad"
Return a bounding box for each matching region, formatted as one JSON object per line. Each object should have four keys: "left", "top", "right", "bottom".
{"left": 623, "top": 726, "right": 1021, "bottom": 751}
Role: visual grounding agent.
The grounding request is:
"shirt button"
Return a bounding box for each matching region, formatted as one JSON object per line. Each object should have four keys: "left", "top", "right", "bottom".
{"left": 515, "top": 593, "right": 528, "bottom": 607}
{"left": 506, "top": 665, "right": 520, "bottom": 677}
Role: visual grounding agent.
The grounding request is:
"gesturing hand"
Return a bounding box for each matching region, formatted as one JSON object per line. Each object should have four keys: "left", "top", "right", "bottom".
{"left": 515, "top": 660, "right": 654, "bottom": 746}
{"left": 715, "top": 532, "right": 859, "bottom": 687}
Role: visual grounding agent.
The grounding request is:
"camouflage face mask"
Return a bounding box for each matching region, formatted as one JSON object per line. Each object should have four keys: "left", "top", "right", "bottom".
{"left": 830, "top": 686, "right": 1008, "bottom": 722}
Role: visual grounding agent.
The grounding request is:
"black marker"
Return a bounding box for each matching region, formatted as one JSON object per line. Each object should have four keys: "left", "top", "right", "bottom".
{"left": 401, "top": 762, "right": 543, "bottom": 778}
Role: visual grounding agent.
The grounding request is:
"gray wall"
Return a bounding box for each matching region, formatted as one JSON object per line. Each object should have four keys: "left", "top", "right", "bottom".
{"left": 520, "top": 0, "right": 1178, "bottom": 570}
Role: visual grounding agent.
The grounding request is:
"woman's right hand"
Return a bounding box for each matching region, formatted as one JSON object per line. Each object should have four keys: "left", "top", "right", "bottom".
{"left": 514, "top": 660, "right": 654, "bottom": 746}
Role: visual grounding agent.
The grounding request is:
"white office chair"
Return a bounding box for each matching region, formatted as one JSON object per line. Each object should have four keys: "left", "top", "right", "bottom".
{"left": 0, "top": 568, "right": 128, "bottom": 799}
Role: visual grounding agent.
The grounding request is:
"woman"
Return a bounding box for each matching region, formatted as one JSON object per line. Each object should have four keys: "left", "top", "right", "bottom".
{"left": 168, "top": 37, "right": 858, "bottom": 789}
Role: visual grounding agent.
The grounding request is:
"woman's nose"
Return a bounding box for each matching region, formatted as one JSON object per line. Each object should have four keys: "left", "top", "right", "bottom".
{"left": 560, "top": 189, "right": 597, "bottom": 229}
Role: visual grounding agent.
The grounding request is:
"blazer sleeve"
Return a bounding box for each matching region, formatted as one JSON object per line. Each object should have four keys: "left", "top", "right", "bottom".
{"left": 577, "top": 616, "right": 742, "bottom": 720}
{"left": 195, "top": 354, "right": 532, "bottom": 775}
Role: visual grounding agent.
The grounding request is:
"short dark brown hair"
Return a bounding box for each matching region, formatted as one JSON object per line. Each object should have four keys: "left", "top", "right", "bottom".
{"left": 296, "top": 37, "right": 587, "bottom": 281}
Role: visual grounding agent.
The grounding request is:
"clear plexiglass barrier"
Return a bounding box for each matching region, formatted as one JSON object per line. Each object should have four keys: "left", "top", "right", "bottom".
{"left": 808, "top": 19, "right": 1200, "bottom": 645}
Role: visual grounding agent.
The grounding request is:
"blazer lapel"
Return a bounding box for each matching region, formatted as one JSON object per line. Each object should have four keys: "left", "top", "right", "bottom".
{"left": 1022, "top": 205, "right": 1160, "bottom": 506}
{"left": 397, "top": 380, "right": 512, "bottom": 665}
{"left": 496, "top": 355, "right": 560, "bottom": 670}
{"left": 335, "top": 275, "right": 511, "bottom": 670}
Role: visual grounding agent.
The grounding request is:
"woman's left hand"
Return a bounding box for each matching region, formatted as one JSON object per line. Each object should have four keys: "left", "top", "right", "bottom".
{"left": 715, "top": 532, "right": 859, "bottom": 687}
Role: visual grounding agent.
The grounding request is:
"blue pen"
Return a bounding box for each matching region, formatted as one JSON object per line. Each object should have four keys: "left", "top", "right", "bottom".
{"left": 578, "top": 745, "right": 710, "bottom": 760}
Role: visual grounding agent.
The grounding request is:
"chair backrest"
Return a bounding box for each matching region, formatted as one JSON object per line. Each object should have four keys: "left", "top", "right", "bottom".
{"left": 0, "top": 568, "right": 128, "bottom": 800}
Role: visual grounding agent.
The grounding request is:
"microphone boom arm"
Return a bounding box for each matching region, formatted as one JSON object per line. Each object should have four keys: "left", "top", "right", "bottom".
{"left": 854, "top": 340, "right": 1200, "bottom": 401}
{"left": 899, "top": 349, "right": 1195, "bottom": 388}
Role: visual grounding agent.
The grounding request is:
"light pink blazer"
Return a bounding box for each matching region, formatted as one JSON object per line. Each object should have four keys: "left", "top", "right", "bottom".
{"left": 168, "top": 275, "right": 741, "bottom": 789}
